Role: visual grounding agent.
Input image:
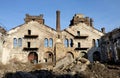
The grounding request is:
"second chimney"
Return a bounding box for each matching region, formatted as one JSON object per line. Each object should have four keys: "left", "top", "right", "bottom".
{"left": 56, "top": 10, "right": 60, "bottom": 32}
{"left": 101, "top": 27, "right": 105, "bottom": 33}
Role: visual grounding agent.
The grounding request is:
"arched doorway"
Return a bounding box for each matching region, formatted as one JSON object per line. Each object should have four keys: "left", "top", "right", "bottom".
{"left": 28, "top": 52, "right": 38, "bottom": 64}
{"left": 93, "top": 51, "right": 101, "bottom": 61}
{"left": 45, "top": 52, "right": 53, "bottom": 63}
{"left": 81, "top": 52, "right": 88, "bottom": 59}
{"left": 66, "top": 52, "right": 74, "bottom": 62}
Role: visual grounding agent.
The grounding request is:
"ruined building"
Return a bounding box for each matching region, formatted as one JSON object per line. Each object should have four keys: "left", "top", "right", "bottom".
{"left": 0, "top": 26, "right": 6, "bottom": 63}
{"left": 0, "top": 11, "right": 104, "bottom": 65}
{"left": 100, "top": 28, "right": 120, "bottom": 63}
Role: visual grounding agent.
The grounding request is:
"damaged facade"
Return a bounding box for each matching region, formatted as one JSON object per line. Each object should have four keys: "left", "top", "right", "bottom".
{"left": 0, "top": 27, "right": 6, "bottom": 62}
{"left": 100, "top": 28, "right": 120, "bottom": 63}
{"left": 0, "top": 11, "right": 104, "bottom": 65}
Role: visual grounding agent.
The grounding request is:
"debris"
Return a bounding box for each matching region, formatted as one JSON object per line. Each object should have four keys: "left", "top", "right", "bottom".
{"left": 0, "top": 58, "right": 119, "bottom": 78}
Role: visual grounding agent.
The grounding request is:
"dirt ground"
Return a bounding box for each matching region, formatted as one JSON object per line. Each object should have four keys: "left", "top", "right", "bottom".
{"left": 0, "top": 62, "right": 120, "bottom": 78}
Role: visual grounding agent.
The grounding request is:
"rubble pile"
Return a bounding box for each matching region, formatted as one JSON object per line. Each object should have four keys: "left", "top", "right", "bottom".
{"left": 0, "top": 59, "right": 120, "bottom": 78}
{"left": 87, "top": 63, "right": 120, "bottom": 78}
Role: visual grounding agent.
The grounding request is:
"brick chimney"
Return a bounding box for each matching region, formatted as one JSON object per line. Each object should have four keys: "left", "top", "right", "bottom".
{"left": 101, "top": 27, "right": 105, "bottom": 33}
{"left": 56, "top": 10, "right": 60, "bottom": 32}
{"left": 90, "top": 18, "right": 93, "bottom": 27}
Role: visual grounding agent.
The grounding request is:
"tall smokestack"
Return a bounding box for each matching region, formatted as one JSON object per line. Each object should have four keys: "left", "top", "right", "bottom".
{"left": 56, "top": 10, "right": 60, "bottom": 32}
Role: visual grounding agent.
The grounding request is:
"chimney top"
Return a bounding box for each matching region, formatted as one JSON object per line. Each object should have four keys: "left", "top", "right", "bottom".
{"left": 101, "top": 27, "right": 105, "bottom": 33}
{"left": 56, "top": 10, "right": 61, "bottom": 32}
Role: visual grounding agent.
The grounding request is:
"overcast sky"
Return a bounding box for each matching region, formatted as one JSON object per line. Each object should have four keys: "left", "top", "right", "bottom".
{"left": 0, "top": 0, "right": 120, "bottom": 32}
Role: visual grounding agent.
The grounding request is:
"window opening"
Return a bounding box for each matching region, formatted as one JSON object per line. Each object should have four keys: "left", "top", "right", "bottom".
{"left": 18, "top": 38, "right": 22, "bottom": 47}
{"left": 77, "top": 31, "right": 80, "bottom": 36}
{"left": 49, "top": 38, "right": 53, "bottom": 47}
{"left": 44, "top": 38, "right": 48, "bottom": 47}
{"left": 93, "top": 39, "right": 96, "bottom": 47}
{"left": 32, "top": 19, "right": 35, "bottom": 21}
{"left": 28, "top": 42, "right": 30, "bottom": 48}
{"left": 64, "top": 38, "right": 69, "bottom": 47}
{"left": 28, "top": 30, "right": 31, "bottom": 35}
{"left": 78, "top": 42, "right": 80, "bottom": 48}
{"left": 70, "top": 39, "right": 73, "bottom": 47}
{"left": 13, "top": 38, "right": 17, "bottom": 47}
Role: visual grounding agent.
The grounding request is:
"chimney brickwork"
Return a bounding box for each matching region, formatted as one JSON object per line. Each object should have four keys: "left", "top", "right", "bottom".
{"left": 56, "top": 10, "right": 61, "bottom": 32}
{"left": 24, "top": 14, "right": 44, "bottom": 24}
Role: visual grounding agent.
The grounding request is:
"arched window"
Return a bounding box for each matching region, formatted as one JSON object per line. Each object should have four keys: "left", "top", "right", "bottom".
{"left": 92, "top": 39, "right": 96, "bottom": 47}
{"left": 18, "top": 38, "right": 22, "bottom": 47}
{"left": 96, "top": 39, "right": 99, "bottom": 47}
{"left": 64, "top": 38, "right": 69, "bottom": 47}
{"left": 70, "top": 39, "right": 73, "bottom": 47}
{"left": 44, "top": 38, "right": 48, "bottom": 47}
{"left": 49, "top": 38, "right": 53, "bottom": 47}
{"left": 13, "top": 38, "right": 17, "bottom": 47}
{"left": 77, "top": 31, "right": 80, "bottom": 36}
{"left": 81, "top": 52, "right": 88, "bottom": 59}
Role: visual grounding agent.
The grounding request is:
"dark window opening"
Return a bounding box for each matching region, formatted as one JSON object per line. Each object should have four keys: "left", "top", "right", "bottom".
{"left": 32, "top": 19, "right": 35, "bottom": 21}
{"left": 70, "top": 39, "right": 73, "bottom": 47}
{"left": 78, "top": 42, "right": 80, "bottom": 48}
{"left": 58, "top": 35, "right": 60, "bottom": 39}
{"left": 77, "top": 31, "right": 80, "bottom": 36}
{"left": 93, "top": 52, "right": 101, "bottom": 61}
{"left": 28, "top": 30, "right": 31, "bottom": 35}
{"left": 28, "top": 42, "right": 30, "bottom": 48}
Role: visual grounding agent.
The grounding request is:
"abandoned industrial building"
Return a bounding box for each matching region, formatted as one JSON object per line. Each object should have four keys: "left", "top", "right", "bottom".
{"left": 0, "top": 10, "right": 112, "bottom": 66}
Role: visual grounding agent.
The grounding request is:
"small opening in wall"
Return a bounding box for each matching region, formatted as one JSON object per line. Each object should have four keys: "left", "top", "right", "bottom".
{"left": 58, "top": 35, "right": 60, "bottom": 39}
{"left": 28, "top": 30, "right": 31, "bottom": 35}
{"left": 28, "top": 42, "right": 30, "bottom": 48}
{"left": 3, "top": 41, "right": 5, "bottom": 44}
{"left": 78, "top": 42, "right": 80, "bottom": 48}
{"left": 77, "top": 31, "right": 80, "bottom": 36}
{"left": 32, "top": 19, "right": 35, "bottom": 21}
